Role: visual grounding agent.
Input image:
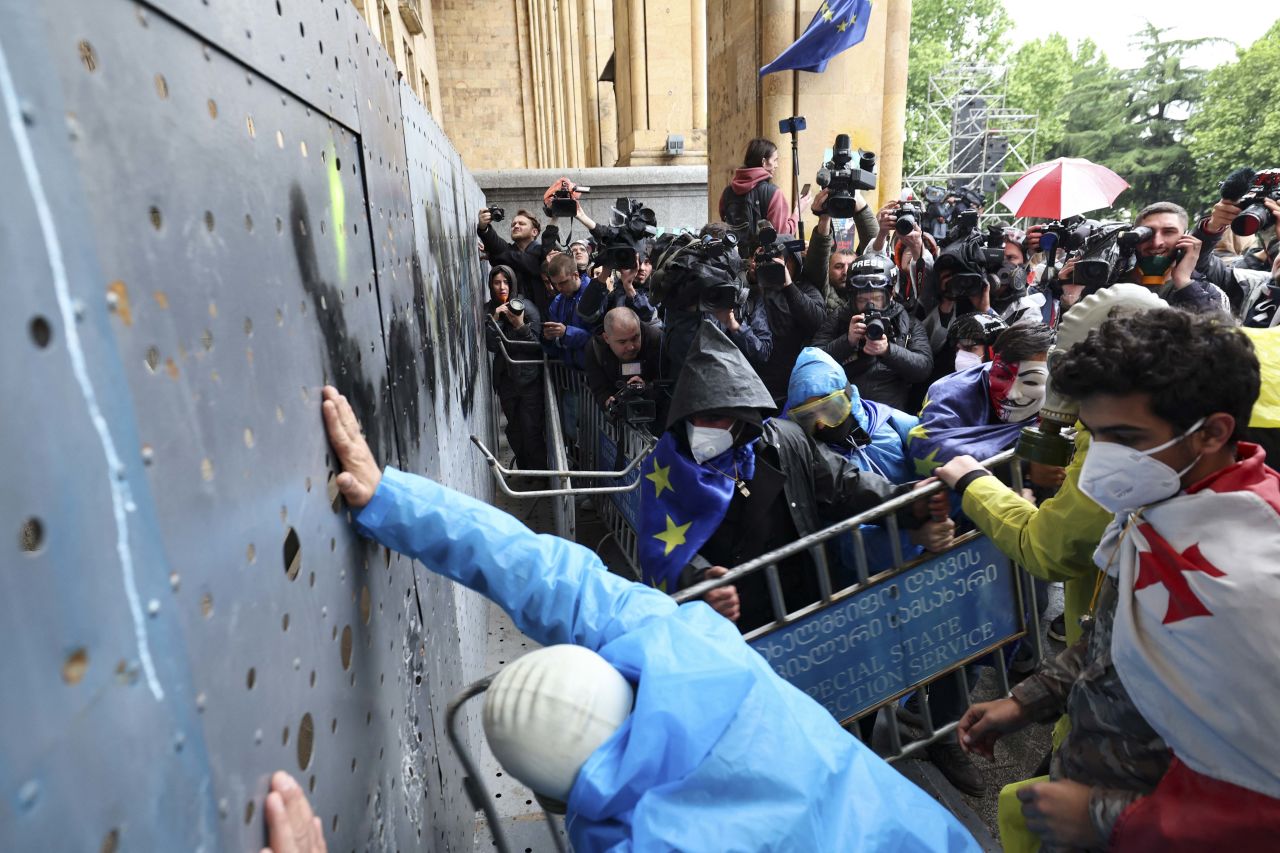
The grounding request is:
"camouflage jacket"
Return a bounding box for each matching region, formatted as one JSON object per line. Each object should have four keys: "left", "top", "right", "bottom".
{"left": 1011, "top": 575, "right": 1170, "bottom": 848}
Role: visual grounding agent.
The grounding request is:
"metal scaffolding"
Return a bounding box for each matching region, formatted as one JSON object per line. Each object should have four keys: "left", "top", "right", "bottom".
{"left": 905, "top": 64, "right": 1039, "bottom": 209}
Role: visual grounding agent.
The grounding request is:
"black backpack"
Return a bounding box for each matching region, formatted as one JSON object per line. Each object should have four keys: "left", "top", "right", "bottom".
{"left": 720, "top": 181, "right": 777, "bottom": 252}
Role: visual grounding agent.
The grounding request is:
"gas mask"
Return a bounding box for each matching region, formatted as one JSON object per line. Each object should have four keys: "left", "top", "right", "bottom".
{"left": 997, "top": 262, "right": 1030, "bottom": 299}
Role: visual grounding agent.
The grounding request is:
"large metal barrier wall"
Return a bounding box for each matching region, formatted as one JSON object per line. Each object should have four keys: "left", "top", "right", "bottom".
{"left": 0, "top": 2, "right": 493, "bottom": 851}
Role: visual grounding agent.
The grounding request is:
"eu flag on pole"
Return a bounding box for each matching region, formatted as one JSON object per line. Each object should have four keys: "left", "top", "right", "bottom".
{"left": 760, "top": 0, "right": 873, "bottom": 76}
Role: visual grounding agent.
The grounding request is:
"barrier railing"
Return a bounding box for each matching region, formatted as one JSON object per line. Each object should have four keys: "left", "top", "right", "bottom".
{"left": 672, "top": 449, "right": 1045, "bottom": 761}
{"left": 480, "top": 331, "right": 1044, "bottom": 761}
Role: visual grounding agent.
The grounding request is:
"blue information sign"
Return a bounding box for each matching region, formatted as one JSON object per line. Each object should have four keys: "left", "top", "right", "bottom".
{"left": 749, "top": 535, "right": 1022, "bottom": 722}
{"left": 596, "top": 431, "right": 640, "bottom": 529}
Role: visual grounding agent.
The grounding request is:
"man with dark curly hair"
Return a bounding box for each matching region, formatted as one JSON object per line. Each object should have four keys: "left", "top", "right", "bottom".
{"left": 956, "top": 308, "right": 1280, "bottom": 850}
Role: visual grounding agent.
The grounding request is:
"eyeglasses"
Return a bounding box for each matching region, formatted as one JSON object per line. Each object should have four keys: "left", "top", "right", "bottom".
{"left": 787, "top": 389, "right": 852, "bottom": 433}
{"left": 848, "top": 275, "right": 890, "bottom": 291}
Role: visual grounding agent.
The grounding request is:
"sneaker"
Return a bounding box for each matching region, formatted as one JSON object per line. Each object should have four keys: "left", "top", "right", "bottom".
{"left": 895, "top": 693, "right": 926, "bottom": 729}
{"left": 926, "top": 738, "right": 985, "bottom": 797}
{"left": 1047, "top": 613, "right": 1067, "bottom": 643}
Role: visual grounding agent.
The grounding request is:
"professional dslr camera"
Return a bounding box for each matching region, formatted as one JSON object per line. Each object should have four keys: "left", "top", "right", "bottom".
{"left": 862, "top": 308, "right": 887, "bottom": 341}
{"left": 816, "top": 134, "right": 877, "bottom": 219}
{"left": 937, "top": 185, "right": 986, "bottom": 246}
{"left": 895, "top": 200, "right": 924, "bottom": 236}
{"left": 648, "top": 230, "right": 746, "bottom": 313}
{"left": 1219, "top": 167, "right": 1280, "bottom": 236}
{"left": 934, "top": 224, "right": 1005, "bottom": 298}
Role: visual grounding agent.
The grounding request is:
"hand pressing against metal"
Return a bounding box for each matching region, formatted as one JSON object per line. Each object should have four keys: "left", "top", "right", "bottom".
{"left": 321, "top": 385, "right": 382, "bottom": 509}
{"left": 702, "top": 566, "right": 740, "bottom": 622}
{"left": 261, "top": 771, "right": 326, "bottom": 853}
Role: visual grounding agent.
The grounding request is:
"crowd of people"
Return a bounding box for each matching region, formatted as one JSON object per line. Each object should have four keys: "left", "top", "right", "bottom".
{"left": 463, "top": 135, "right": 1280, "bottom": 849}
{"left": 254, "top": 139, "right": 1280, "bottom": 853}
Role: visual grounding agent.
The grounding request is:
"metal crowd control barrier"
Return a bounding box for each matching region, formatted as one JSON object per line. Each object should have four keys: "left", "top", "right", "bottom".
{"left": 472, "top": 325, "right": 656, "bottom": 546}
{"left": 673, "top": 449, "right": 1046, "bottom": 762}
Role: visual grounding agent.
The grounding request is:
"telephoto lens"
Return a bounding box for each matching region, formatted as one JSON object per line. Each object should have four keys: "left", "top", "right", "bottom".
{"left": 508, "top": 298, "right": 525, "bottom": 318}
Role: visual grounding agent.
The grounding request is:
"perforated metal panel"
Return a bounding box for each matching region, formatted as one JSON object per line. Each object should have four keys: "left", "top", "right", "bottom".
{"left": 0, "top": 1, "right": 491, "bottom": 851}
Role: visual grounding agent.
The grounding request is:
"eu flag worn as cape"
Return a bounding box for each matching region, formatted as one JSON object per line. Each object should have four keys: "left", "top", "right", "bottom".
{"left": 637, "top": 432, "right": 757, "bottom": 592}
{"left": 760, "top": 0, "right": 873, "bottom": 76}
{"left": 907, "top": 364, "right": 1026, "bottom": 476}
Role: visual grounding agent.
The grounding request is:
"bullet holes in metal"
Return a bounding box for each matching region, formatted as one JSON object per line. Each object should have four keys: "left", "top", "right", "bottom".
{"left": 100, "top": 828, "right": 119, "bottom": 853}
{"left": 20, "top": 517, "right": 44, "bottom": 553}
{"left": 243, "top": 799, "right": 255, "bottom": 825}
{"left": 144, "top": 346, "right": 161, "bottom": 373}
{"left": 30, "top": 316, "right": 53, "bottom": 348}
{"left": 296, "top": 712, "right": 314, "bottom": 770}
{"left": 276, "top": 129, "right": 285, "bottom": 149}
{"left": 246, "top": 114, "right": 256, "bottom": 138}
{"left": 154, "top": 73, "right": 169, "bottom": 100}
{"left": 201, "top": 329, "right": 214, "bottom": 351}
{"left": 283, "top": 527, "right": 301, "bottom": 580}
{"left": 149, "top": 206, "right": 163, "bottom": 230}
{"left": 203, "top": 210, "right": 215, "bottom": 232}
{"left": 282, "top": 612, "right": 290, "bottom": 632}
{"left": 207, "top": 98, "right": 218, "bottom": 119}
{"left": 62, "top": 648, "right": 88, "bottom": 684}
{"left": 200, "top": 592, "right": 214, "bottom": 619}
{"left": 359, "top": 585, "right": 371, "bottom": 624}
{"left": 77, "top": 40, "right": 99, "bottom": 73}
{"left": 246, "top": 667, "right": 256, "bottom": 689}
{"left": 340, "top": 625, "right": 353, "bottom": 670}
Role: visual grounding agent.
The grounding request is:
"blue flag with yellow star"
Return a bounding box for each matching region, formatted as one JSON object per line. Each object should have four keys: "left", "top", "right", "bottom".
{"left": 760, "top": 0, "right": 873, "bottom": 76}
{"left": 637, "top": 432, "right": 756, "bottom": 592}
{"left": 907, "top": 364, "right": 1025, "bottom": 477}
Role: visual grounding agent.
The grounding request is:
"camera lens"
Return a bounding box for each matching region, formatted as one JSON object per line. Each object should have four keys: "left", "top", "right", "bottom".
{"left": 895, "top": 214, "right": 916, "bottom": 236}
{"left": 1233, "top": 204, "right": 1274, "bottom": 237}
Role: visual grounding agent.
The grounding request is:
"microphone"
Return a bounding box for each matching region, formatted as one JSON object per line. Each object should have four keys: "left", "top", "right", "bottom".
{"left": 1220, "top": 167, "right": 1256, "bottom": 202}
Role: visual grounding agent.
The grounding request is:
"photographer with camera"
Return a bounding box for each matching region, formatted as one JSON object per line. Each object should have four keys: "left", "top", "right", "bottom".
{"left": 748, "top": 221, "right": 828, "bottom": 402}
{"left": 478, "top": 207, "right": 557, "bottom": 315}
{"left": 1186, "top": 181, "right": 1280, "bottom": 323}
{"left": 483, "top": 266, "right": 547, "bottom": 472}
{"left": 719, "top": 138, "right": 810, "bottom": 246}
{"left": 811, "top": 254, "right": 933, "bottom": 412}
{"left": 867, "top": 198, "right": 940, "bottom": 319}
{"left": 585, "top": 307, "right": 665, "bottom": 429}
{"left": 801, "top": 188, "right": 877, "bottom": 312}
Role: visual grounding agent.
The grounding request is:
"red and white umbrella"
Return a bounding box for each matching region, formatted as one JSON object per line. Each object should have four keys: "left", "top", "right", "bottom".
{"left": 997, "top": 157, "right": 1129, "bottom": 219}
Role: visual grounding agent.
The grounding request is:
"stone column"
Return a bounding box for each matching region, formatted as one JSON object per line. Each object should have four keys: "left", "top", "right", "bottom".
{"left": 706, "top": 0, "right": 909, "bottom": 225}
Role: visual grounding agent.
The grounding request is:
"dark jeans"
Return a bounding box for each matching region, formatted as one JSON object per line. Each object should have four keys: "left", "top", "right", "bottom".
{"left": 498, "top": 381, "right": 547, "bottom": 471}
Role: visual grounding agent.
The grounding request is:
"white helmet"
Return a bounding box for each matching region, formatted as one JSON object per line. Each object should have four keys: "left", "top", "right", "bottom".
{"left": 482, "top": 645, "right": 634, "bottom": 802}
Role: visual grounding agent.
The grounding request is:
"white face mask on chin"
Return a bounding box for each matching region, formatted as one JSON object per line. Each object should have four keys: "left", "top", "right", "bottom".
{"left": 687, "top": 423, "right": 735, "bottom": 464}
{"left": 954, "top": 350, "right": 984, "bottom": 373}
{"left": 1077, "top": 417, "right": 1206, "bottom": 514}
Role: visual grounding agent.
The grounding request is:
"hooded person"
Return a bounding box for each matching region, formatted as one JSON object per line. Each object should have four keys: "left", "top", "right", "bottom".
{"left": 784, "top": 348, "right": 956, "bottom": 586}
{"left": 318, "top": 384, "right": 982, "bottom": 853}
{"left": 908, "top": 323, "right": 1055, "bottom": 478}
{"left": 637, "top": 323, "right": 942, "bottom": 633}
{"left": 717, "top": 137, "right": 807, "bottom": 242}
{"left": 483, "top": 264, "right": 547, "bottom": 471}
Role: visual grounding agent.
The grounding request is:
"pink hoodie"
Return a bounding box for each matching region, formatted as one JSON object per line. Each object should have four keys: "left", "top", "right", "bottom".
{"left": 719, "top": 167, "right": 797, "bottom": 236}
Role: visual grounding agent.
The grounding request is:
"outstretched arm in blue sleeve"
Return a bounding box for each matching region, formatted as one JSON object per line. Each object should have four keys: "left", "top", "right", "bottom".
{"left": 321, "top": 386, "right": 675, "bottom": 651}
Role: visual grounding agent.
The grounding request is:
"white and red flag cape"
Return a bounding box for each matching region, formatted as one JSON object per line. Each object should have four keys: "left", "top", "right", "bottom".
{"left": 1102, "top": 444, "right": 1280, "bottom": 849}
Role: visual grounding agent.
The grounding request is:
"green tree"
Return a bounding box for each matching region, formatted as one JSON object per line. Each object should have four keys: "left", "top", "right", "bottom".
{"left": 903, "top": 0, "right": 1012, "bottom": 176}
{"left": 1056, "top": 24, "right": 1214, "bottom": 212}
{"left": 1188, "top": 20, "right": 1280, "bottom": 199}
{"left": 1003, "top": 35, "right": 1082, "bottom": 156}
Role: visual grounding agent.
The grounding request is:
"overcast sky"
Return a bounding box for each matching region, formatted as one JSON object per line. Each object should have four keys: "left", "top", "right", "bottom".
{"left": 1003, "top": 0, "right": 1278, "bottom": 69}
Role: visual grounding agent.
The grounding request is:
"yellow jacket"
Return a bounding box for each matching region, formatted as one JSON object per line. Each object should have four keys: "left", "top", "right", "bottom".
{"left": 960, "top": 429, "right": 1110, "bottom": 645}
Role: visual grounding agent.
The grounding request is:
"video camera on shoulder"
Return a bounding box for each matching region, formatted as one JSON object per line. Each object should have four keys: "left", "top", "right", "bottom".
{"left": 593, "top": 197, "right": 658, "bottom": 270}
{"left": 816, "top": 134, "right": 877, "bottom": 219}
{"left": 935, "top": 224, "right": 1004, "bottom": 298}
{"left": 1219, "top": 167, "right": 1280, "bottom": 236}
{"left": 647, "top": 230, "right": 746, "bottom": 314}
{"left": 1040, "top": 218, "right": 1150, "bottom": 293}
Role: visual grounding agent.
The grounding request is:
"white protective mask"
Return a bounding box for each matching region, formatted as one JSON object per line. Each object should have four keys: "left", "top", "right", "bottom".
{"left": 991, "top": 362, "right": 1050, "bottom": 423}
{"left": 1078, "top": 418, "right": 1206, "bottom": 514}
{"left": 687, "top": 423, "right": 735, "bottom": 464}
{"left": 954, "top": 350, "right": 984, "bottom": 373}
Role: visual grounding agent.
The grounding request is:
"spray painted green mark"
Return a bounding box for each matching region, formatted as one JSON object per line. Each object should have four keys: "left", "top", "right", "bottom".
{"left": 327, "top": 142, "right": 347, "bottom": 281}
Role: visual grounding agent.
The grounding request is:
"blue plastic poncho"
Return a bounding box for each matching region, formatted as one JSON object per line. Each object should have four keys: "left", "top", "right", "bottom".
{"left": 355, "top": 468, "right": 979, "bottom": 852}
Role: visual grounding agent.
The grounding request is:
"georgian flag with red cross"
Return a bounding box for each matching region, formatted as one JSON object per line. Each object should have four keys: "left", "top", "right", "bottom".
{"left": 1100, "top": 443, "right": 1280, "bottom": 847}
